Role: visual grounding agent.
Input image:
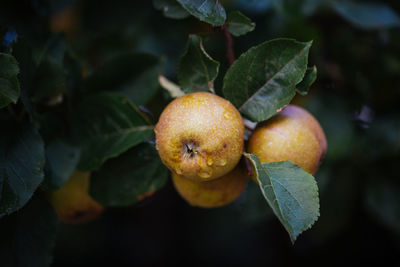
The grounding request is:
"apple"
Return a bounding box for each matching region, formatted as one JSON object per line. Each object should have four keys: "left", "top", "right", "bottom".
{"left": 155, "top": 92, "right": 244, "bottom": 181}
{"left": 172, "top": 163, "right": 249, "bottom": 208}
{"left": 247, "top": 105, "right": 327, "bottom": 175}
{"left": 50, "top": 5, "right": 79, "bottom": 41}
{"left": 47, "top": 171, "right": 103, "bottom": 224}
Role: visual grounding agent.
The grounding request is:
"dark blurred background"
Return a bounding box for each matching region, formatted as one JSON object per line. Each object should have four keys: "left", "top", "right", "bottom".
{"left": 1, "top": 0, "right": 400, "bottom": 266}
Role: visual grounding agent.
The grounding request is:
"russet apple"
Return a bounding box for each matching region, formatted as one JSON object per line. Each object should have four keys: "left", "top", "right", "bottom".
{"left": 247, "top": 105, "right": 327, "bottom": 175}
{"left": 172, "top": 163, "right": 249, "bottom": 208}
{"left": 47, "top": 171, "right": 103, "bottom": 224}
{"left": 155, "top": 92, "right": 244, "bottom": 181}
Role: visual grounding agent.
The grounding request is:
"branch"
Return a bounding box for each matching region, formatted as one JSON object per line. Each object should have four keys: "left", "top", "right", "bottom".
{"left": 222, "top": 25, "right": 235, "bottom": 66}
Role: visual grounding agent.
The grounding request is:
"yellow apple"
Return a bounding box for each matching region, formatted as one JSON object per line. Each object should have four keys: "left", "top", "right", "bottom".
{"left": 50, "top": 5, "right": 80, "bottom": 42}
{"left": 172, "top": 164, "right": 249, "bottom": 208}
{"left": 247, "top": 104, "right": 327, "bottom": 175}
{"left": 155, "top": 92, "right": 244, "bottom": 181}
{"left": 47, "top": 171, "right": 103, "bottom": 224}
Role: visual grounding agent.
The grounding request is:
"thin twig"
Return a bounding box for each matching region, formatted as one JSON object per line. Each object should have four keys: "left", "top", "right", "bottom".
{"left": 222, "top": 25, "right": 235, "bottom": 66}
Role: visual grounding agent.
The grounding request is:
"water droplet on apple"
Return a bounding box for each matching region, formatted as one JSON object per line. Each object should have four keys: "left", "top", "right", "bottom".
{"left": 216, "top": 159, "right": 227, "bottom": 166}
{"left": 197, "top": 156, "right": 205, "bottom": 167}
{"left": 224, "top": 112, "right": 230, "bottom": 119}
{"left": 198, "top": 171, "right": 211, "bottom": 178}
{"left": 207, "top": 158, "right": 213, "bottom": 166}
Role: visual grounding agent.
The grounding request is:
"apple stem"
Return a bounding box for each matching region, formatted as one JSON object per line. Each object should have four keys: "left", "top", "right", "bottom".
{"left": 243, "top": 118, "right": 257, "bottom": 131}
{"left": 158, "top": 75, "right": 185, "bottom": 98}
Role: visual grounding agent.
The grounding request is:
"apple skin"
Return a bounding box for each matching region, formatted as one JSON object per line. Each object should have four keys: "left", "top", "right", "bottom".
{"left": 47, "top": 171, "right": 103, "bottom": 224}
{"left": 172, "top": 164, "right": 249, "bottom": 208}
{"left": 155, "top": 92, "right": 244, "bottom": 181}
{"left": 247, "top": 105, "right": 327, "bottom": 176}
{"left": 50, "top": 5, "right": 79, "bottom": 41}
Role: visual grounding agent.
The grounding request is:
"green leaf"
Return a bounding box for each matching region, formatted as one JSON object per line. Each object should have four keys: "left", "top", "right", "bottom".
{"left": 223, "top": 38, "right": 311, "bottom": 122}
{"left": 176, "top": 0, "right": 226, "bottom": 26}
{"left": 11, "top": 39, "right": 37, "bottom": 116}
{"left": 226, "top": 11, "right": 256, "bottom": 37}
{"left": 296, "top": 65, "right": 317, "bottom": 95}
{"left": 0, "top": 122, "right": 45, "bottom": 216}
{"left": 30, "top": 35, "right": 67, "bottom": 102}
{"left": 42, "top": 141, "right": 81, "bottom": 190}
{"left": 0, "top": 53, "right": 20, "bottom": 108}
{"left": 332, "top": 1, "right": 400, "bottom": 30}
{"left": 273, "top": 0, "right": 327, "bottom": 19}
{"left": 245, "top": 153, "right": 320, "bottom": 243}
{"left": 72, "top": 92, "right": 154, "bottom": 171}
{"left": 178, "top": 35, "right": 220, "bottom": 93}
{"left": 85, "top": 53, "right": 165, "bottom": 106}
{"left": 31, "top": 61, "right": 66, "bottom": 101}
{"left": 0, "top": 53, "right": 19, "bottom": 80}
{"left": 90, "top": 142, "right": 168, "bottom": 207}
{"left": 0, "top": 195, "right": 59, "bottom": 267}
{"left": 153, "top": 0, "right": 190, "bottom": 19}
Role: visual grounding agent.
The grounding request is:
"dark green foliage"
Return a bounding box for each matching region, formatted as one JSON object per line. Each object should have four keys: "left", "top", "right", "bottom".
{"left": 84, "top": 53, "right": 165, "bottom": 105}
{"left": 223, "top": 39, "right": 312, "bottom": 122}
{"left": 0, "top": 53, "right": 20, "bottom": 108}
{"left": 177, "top": 0, "right": 226, "bottom": 26}
{"left": 178, "top": 35, "right": 220, "bottom": 93}
{"left": 0, "top": 122, "right": 45, "bottom": 216}
{"left": 0, "top": 196, "right": 59, "bottom": 267}
{"left": 1, "top": 0, "right": 400, "bottom": 265}
{"left": 296, "top": 66, "right": 317, "bottom": 95}
{"left": 90, "top": 142, "right": 168, "bottom": 207}
{"left": 42, "top": 140, "right": 81, "bottom": 190}
{"left": 226, "top": 11, "right": 255, "bottom": 36}
{"left": 153, "top": 0, "right": 190, "bottom": 19}
{"left": 71, "top": 92, "right": 154, "bottom": 171}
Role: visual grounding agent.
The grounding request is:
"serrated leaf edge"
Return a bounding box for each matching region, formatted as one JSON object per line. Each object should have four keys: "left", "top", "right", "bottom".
{"left": 244, "top": 153, "right": 320, "bottom": 243}
{"left": 238, "top": 39, "right": 312, "bottom": 115}
{"left": 296, "top": 65, "right": 317, "bottom": 96}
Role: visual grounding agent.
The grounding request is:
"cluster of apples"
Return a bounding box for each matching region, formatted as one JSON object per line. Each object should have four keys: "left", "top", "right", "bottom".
{"left": 46, "top": 91, "right": 327, "bottom": 223}
{"left": 155, "top": 92, "right": 327, "bottom": 208}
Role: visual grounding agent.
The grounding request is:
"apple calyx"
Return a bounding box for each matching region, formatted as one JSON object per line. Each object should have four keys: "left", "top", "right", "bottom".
{"left": 183, "top": 140, "right": 199, "bottom": 159}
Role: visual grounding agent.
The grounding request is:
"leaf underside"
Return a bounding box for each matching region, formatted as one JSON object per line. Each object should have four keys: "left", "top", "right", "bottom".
{"left": 245, "top": 153, "right": 320, "bottom": 243}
